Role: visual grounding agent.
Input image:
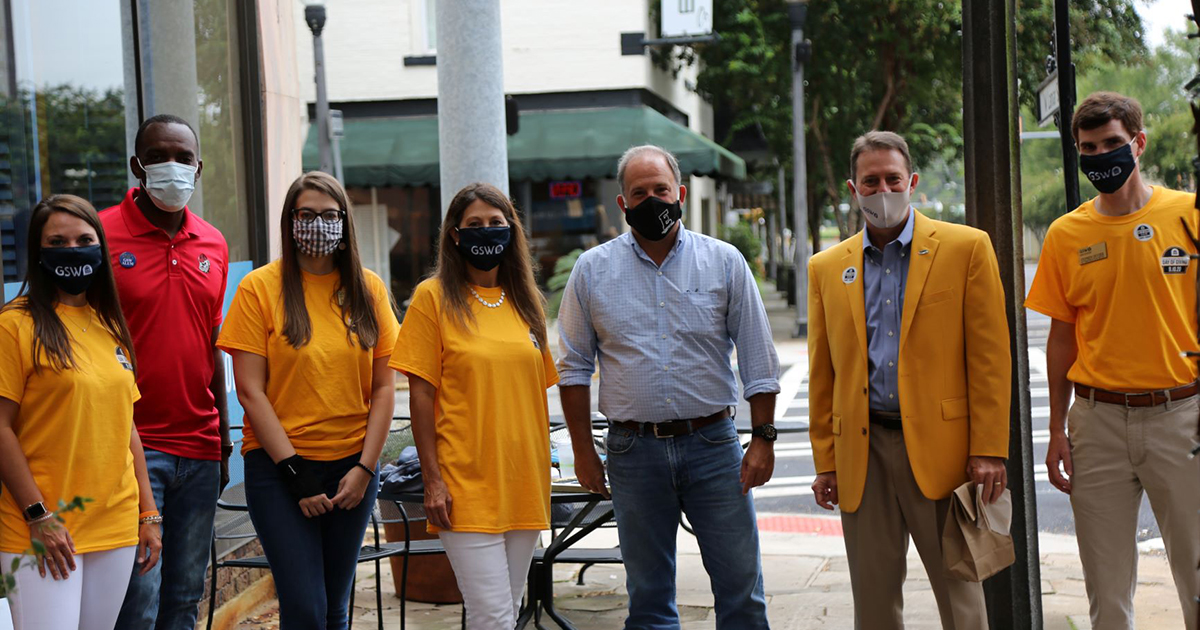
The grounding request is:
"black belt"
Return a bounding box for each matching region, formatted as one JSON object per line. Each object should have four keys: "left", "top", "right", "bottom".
{"left": 612, "top": 409, "right": 730, "bottom": 438}
{"left": 869, "top": 410, "right": 902, "bottom": 431}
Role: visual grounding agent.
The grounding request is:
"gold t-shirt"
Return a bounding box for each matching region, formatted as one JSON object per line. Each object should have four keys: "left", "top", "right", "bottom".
{"left": 217, "top": 261, "right": 400, "bottom": 460}
{"left": 0, "top": 302, "right": 141, "bottom": 554}
{"left": 1026, "top": 186, "right": 1200, "bottom": 390}
{"left": 389, "top": 279, "right": 558, "bottom": 534}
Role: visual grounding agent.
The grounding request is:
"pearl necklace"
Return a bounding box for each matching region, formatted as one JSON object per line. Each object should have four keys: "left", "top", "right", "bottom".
{"left": 469, "top": 286, "right": 505, "bottom": 309}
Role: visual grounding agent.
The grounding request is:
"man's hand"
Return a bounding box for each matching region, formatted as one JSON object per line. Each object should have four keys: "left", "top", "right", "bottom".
{"left": 740, "top": 439, "right": 775, "bottom": 495}
{"left": 1045, "top": 431, "right": 1073, "bottom": 495}
{"left": 967, "top": 456, "right": 1008, "bottom": 504}
{"left": 574, "top": 448, "right": 610, "bottom": 499}
{"left": 219, "top": 455, "right": 230, "bottom": 495}
{"left": 811, "top": 472, "right": 838, "bottom": 510}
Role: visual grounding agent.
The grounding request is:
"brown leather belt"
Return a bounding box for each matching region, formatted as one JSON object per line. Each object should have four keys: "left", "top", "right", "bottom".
{"left": 612, "top": 409, "right": 731, "bottom": 438}
{"left": 1073, "top": 382, "right": 1199, "bottom": 408}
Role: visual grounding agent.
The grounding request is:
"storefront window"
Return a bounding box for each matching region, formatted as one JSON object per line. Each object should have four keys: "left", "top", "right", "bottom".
{"left": 0, "top": 0, "right": 131, "bottom": 282}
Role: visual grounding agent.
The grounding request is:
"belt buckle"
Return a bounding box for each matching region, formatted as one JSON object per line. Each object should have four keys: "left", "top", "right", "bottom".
{"left": 652, "top": 423, "right": 667, "bottom": 439}
{"left": 1123, "top": 392, "right": 1133, "bottom": 408}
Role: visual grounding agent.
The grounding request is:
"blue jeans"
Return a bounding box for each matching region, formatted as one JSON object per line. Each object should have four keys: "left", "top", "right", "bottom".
{"left": 605, "top": 418, "right": 770, "bottom": 630}
{"left": 243, "top": 449, "right": 378, "bottom": 630}
{"left": 115, "top": 449, "right": 220, "bottom": 630}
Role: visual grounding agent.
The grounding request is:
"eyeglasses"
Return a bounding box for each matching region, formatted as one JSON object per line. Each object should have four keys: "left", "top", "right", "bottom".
{"left": 292, "top": 208, "right": 343, "bottom": 224}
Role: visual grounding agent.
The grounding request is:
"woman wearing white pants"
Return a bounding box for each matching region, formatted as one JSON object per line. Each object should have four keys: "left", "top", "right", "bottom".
{"left": 0, "top": 196, "right": 161, "bottom": 630}
{"left": 390, "top": 184, "right": 557, "bottom": 628}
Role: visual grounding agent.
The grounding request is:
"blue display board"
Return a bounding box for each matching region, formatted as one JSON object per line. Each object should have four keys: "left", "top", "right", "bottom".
{"left": 4, "top": 260, "right": 255, "bottom": 485}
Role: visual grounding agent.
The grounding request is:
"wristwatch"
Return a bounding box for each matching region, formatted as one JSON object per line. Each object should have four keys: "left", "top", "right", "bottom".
{"left": 751, "top": 424, "right": 778, "bottom": 442}
{"left": 22, "top": 501, "right": 48, "bottom": 523}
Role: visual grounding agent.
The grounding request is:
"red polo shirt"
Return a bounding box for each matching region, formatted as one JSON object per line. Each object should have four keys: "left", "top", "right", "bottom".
{"left": 101, "top": 188, "right": 229, "bottom": 460}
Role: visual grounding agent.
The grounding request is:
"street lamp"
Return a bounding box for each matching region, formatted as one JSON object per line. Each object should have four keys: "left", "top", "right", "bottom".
{"left": 789, "top": 1, "right": 811, "bottom": 337}
{"left": 306, "top": 4, "right": 333, "bottom": 175}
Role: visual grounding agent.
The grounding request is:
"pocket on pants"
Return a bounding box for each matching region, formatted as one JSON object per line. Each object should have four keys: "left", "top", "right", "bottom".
{"left": 605, "top": 425, "right": 636, "bottom": 454}
{"left": 695, "top": 419, "right": 738, "bottom": 445}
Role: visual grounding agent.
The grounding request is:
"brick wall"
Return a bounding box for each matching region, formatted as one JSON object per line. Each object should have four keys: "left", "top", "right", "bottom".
{"left": 195, "top": 540, "right": 271, "bottom": 624}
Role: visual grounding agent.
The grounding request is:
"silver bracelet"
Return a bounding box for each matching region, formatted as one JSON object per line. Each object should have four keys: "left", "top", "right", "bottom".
{"left": 139, "top": 515, "right": 163, "bottom": 525}
{"left": 27, "top": 512, "right": 56, "bottom": 526}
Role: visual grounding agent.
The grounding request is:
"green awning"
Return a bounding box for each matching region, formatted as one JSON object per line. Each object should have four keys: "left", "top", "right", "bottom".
{"left": 302, "top": 106, "right": 746, "bottom": 188}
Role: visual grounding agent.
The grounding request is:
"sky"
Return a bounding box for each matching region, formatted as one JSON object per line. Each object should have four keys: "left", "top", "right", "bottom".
{"left": 1139, "top": 0, "right": 1194, "bottom": 48}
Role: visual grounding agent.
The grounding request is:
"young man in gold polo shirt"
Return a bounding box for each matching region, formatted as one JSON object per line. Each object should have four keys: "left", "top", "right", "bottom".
{"left": 1026, "top": 91, "right": 1200, "bottom": 630}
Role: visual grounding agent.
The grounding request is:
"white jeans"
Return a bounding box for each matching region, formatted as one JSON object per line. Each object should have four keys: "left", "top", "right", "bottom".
{"left": 439, "top": 530, "right": 540, "bottom": 630}
{"left": 1, "top": 546, "right": 136, "bottom": 630}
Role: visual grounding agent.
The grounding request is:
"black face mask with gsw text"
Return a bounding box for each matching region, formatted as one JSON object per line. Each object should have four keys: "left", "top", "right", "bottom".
{"left": 40, "top": 245, "right": 103, "bottom": 295}
{"left": 456, "top": 226, "right": 512, "bottom": 271}
{"left": 625, "top": 197, "right": 681, "bottom": 241}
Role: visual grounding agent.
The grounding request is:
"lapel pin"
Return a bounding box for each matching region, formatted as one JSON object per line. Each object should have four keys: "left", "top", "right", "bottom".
{"left": 918, "top": 249, "right": 929, "bottom": 255}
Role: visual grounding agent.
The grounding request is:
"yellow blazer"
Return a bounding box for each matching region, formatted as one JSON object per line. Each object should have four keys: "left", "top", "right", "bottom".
{"left": 807, "top": 212, "right": 1011, "bottom": 513}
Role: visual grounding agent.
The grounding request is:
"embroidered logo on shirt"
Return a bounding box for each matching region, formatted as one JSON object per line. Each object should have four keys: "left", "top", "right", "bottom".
{"left": 842, "top": 267, "right": 857, "bottom": 284}
{"left": 1134, "top": 224, "right": 1154, "bottom": 242}
{"left": 1161, "top": 246, "right": 1190, "bottom": 274}
{"left": 198, "top": 254, "right": 210, "bottom": 274}
{"left": 119, "top": 252, "right": 136, "bottom": 268}
{"left": 115, "top": 346, "right": 133, "bottom": 371}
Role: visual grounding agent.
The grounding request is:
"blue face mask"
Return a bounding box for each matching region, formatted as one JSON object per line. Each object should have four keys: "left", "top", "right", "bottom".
{"left": 455, "top": 226, "right": 511, "bottom": 271}
{"left": 40, "top": 245, "right": 103, "bottom": 295}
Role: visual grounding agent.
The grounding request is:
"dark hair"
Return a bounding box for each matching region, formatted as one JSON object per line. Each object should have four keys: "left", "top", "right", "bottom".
{"left": 1072, "top": 92, "right": 1143, "bottom": 142}
{"left": 434, "top": 183, "right": 547, "bottom": 350}
{"left": 849, "top": 130, "right": 914, "bottom": 182}
{"left": 1, "top": 195, "right": 137, "bottom": 373}
{"left": 278, "top": 171, "right": 390, "bottom": 350}
{"left": 134, "top": 114, "right": 199, "bottom": 157}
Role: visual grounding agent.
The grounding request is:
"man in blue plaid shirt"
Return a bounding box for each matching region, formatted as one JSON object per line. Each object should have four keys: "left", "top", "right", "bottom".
{"left": 557, "top": 145, "right": 780, "bottom": 629}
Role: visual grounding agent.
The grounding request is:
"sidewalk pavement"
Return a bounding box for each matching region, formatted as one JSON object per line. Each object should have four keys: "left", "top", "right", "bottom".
{"left": 231, "top": 516, "right": 1183, "bottom": 629}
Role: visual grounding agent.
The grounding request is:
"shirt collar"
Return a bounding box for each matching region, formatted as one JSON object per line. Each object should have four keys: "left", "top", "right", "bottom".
{"left": 862, "top": 207, "right": 916, "bottom": 253}
{"left": 120, "top": 187, "right": 198, "bottom": 239}
{"left": 627, "top": 221, "right": 688, "bottom": 265}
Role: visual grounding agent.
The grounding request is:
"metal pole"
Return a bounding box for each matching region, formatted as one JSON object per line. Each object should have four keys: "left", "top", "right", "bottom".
{"left": 962, "top": 0, "right": 1042, "bottom": 627}
{"left": 789, "top": 1, "right": 809, "bottom": 337}
{"left": 775, "top": 164, "right": 786, "bottom": 281}
{"left": 330, "top": 109, "right": 345, "bottom": 184}
{"left": 1054, "top": 0, "right": 1080, "bottom": 210}
{"left": 306, "top": 5, "right": 333, "bottom": 175}
{"left": 436, "top": 0, "right": 510, "bottom": 213}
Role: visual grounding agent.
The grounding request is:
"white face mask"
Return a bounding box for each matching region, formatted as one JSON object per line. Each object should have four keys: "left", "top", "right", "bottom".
{"left": 139, "top": 159, "right": 197, "bottom": 213}
{"left": 851, "top": 176, "right": 914, "bottom": 229}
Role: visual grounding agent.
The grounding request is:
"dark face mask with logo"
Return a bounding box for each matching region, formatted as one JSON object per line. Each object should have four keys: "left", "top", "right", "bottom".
{"left": 456, "top": 226, "right": 512, "bottom": 271}
{"left": 40, "top": 245, "right": 103, "bottom": 295}
{"left": 1079, "top": 138, "right": 1138, "bottom": 194}
{"left": 625, "top": 196, "right": 682, "bottom": 241}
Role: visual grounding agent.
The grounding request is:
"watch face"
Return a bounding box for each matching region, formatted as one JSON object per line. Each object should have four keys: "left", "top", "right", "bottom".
{"left": 757, "top": 425, "right": 777, "bottom": 440}
{"left": 23, "top": 502, "right": 47, "bottom": 520}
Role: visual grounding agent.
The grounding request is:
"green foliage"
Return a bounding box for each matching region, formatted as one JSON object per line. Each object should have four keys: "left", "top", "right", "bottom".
{"left": 546, "top": 249, "right": 584, "bottom": 320}
{"left": 720, "top": 222, "right": 762, "bottom": 268}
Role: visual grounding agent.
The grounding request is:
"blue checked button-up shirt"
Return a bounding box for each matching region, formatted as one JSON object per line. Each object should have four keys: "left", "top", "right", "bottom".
{"left": 557, "top": 226, "right": 780, "bottom": 422}
{"left": 863, "top": 208, "right": 915, "bottom": 413}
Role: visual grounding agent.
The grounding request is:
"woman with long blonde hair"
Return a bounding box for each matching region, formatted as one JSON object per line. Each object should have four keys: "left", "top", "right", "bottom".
{"left": 390, "top": 182, "right": 557, "bottom": 628}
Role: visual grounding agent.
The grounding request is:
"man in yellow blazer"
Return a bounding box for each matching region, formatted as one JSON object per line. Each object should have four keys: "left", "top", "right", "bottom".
{"left": 807, "top": 131, "right": 1012, "bottom": 629}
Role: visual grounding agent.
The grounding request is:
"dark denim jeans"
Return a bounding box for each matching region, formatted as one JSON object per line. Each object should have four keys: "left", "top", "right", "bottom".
{"left": 114, "top": 449, "right": 220, "bottom": 630}
{"left": 606, "top": 418, "right": 770, "bottom": 630}
{"left": 243, "top": 449, "right": 378, "bottom": 630}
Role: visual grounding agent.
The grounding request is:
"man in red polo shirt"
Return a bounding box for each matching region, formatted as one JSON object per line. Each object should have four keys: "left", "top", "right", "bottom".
{"left": 104, "top": 115, "right": 232, "bottom": 630}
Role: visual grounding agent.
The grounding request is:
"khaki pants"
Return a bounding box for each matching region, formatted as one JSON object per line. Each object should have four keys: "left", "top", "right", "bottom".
{"left": 841, "top": 425, "right": 988, "bottom": 630}
{"left": 1068, "top": 394, "right": 1200, "bottom": 630}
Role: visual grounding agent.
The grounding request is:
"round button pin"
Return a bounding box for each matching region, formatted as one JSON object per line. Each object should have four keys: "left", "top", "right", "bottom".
{"left": 842, "top": 267, "right": 858, "bottom": 284}
{"left": 1134, "top": 224, "right": 1154, "bottom": 242}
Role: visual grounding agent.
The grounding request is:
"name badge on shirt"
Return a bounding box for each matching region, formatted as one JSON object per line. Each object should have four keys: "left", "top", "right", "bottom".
{"left": 1078, "top": 242, "right": 1108, "bottom": 265}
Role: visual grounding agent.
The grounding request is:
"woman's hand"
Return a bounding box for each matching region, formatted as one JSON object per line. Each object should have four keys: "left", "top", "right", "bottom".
{"left": 424, "top": 477, "right": 453, "bottom": 530}
{"left": 29, "top": 517, "right": 75, "bottom": 580}
{"left": 136, "top": 521, "right": 163, "bottom": 575}
{"left": 298, "top": 493, "right": 334, "bottom": 518}
{"left": 331, "top": 466, "right": 374, "bottom": 510}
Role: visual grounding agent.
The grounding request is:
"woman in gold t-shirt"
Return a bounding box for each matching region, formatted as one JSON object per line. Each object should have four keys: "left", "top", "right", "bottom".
{"left": 218, "top": 172, "right": 399, "bottom": 630}
{"left": 0, "top": 195, "right": 160, "bottom": 630}
{"left": 390, "top": 182, "right": 557, "bottom": 629}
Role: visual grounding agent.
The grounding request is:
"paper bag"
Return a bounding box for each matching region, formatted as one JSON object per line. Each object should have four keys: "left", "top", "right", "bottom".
{"left": 942, "top": 481, "right": 1015, "bottom": 582}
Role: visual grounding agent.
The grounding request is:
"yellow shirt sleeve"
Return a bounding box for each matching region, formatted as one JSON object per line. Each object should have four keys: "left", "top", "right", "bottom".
{"left": 369, "top": 273, "right": 401, "bottom": 359}
{"left": 1025, "top": 228, "right": 1077, "bottom": 323}
{"left": 0, "top": 310, "right": 27, "bottom": 404}
{"left": 389, "top": 281, "right": 443, "bottom": 389}
{"left": 217, "top": 277, "right": 269, "bottom": 357}
{"left": 542, "top": 348, "right": 559, "bottom": 389}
